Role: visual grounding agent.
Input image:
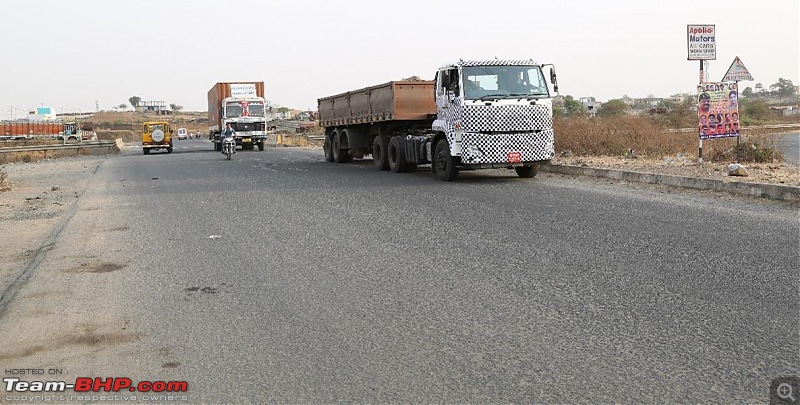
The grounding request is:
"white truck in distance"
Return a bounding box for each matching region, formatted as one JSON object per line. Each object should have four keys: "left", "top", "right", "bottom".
{"left": 317, "top": 59, "right": 559, "bottom": 181}
{"left": 208, "top": 82, "right": 270, "bottom": 151}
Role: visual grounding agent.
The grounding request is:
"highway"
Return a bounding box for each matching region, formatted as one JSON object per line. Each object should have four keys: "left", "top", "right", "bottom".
{"left": 0, "top": 138, "right": 797, "bottom": 403}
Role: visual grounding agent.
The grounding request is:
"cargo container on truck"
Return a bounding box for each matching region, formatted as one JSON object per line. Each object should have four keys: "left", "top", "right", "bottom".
{"left": 318, "top": 59, "right": 559, "bottom": 181}
{"left": 0, "top": 121, "right": 80, "bottom": 141}
{"left": 207, "top": 82, "right": 270, "bottom": 151}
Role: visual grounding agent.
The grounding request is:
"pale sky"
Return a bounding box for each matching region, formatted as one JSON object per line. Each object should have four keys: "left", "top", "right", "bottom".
{"left": 0, "top": 0, "right": 797, "bottom": 117}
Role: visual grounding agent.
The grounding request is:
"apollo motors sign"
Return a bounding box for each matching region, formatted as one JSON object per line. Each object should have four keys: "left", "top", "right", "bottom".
{"left": 687, "top": 25, "right": 716, "bottom": 60}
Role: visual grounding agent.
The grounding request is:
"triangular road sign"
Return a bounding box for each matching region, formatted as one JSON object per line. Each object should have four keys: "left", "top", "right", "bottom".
{"left": 723, "top": 56, "right": 753, "bottom": 82}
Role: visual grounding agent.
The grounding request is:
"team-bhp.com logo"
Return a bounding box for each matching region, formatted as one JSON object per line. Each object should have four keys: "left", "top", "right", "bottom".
{"left": 4, "top": 377, "right": 188, "bottom": 393}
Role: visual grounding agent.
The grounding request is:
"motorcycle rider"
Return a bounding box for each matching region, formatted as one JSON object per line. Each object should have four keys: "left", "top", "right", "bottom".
{"left": 221, "top": 123, "right": 236, "bottom": 154}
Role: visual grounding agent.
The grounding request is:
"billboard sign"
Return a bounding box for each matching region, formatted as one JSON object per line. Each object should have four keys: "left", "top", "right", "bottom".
{"left": 230, "top": 83, "right": 257, "bottom": 98}
{"left": 697, "top": 82, "right": 739, "bottom": 139}
{"left": 687, "top": 25, "right": 716, "bottom": 60}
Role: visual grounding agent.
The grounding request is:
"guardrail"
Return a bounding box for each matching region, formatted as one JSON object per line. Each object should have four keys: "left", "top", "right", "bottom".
{"left": 0, "top": 140, "right": 118, "bottom": 164}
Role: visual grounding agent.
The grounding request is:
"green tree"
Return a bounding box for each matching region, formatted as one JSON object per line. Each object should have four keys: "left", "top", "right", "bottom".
{"left": 743, "top": 100, "right": 770, "bottom": 120}
{"left": 563, "top": 95, "right": 585, "bottom": 116}
{"left": 769, "top": 78, "right": 796, "bottom": 99}
{"left": 170, "top": 104, "right": 183, "bottom": 113}
{"left": 277, "top": 107, "right": 290, "bottom": 114}
{"left": 742, "top": 87, "right": 754, "bottom": 98}
{"left": 117, "top": 103, "right": 127, "bottom": 111}
{"left": 598, "top": 99, "right": 628, "bottom": 117}
{"left": 129, "top": 96, "right": 141, "bottom": 109}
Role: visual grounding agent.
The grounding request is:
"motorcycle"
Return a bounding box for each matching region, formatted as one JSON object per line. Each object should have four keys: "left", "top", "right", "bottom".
{"left": 222, "top": 135, "right": 236, "bottom": 160}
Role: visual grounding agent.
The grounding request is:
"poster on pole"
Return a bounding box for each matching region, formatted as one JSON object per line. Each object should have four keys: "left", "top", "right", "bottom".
{"left": 687, "top": 24, "right": 716, "bottom": 60}
{"left": 697, "top": 82, "right": 739, "bottom": 139}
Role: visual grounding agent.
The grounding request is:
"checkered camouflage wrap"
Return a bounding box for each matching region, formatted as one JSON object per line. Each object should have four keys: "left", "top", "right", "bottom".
{"left": 432, "top": 94, "right": 555, "bottom": 164}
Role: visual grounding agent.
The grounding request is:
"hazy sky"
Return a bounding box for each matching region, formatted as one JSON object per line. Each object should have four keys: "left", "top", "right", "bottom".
{"left": 0, "top": 0, "right": 797, "bottom": 117}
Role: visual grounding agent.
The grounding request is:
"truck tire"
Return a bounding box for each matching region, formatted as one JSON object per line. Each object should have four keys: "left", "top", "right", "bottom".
{"left": 515, "top": 164, "right": 540, "bottom": 178}
{"left": 434, "top": 139, "right": 458, "bottom": 181}
{"left": 323, "top": 134, "right": 334, "bottom": 162}
{"left": 143, "top": 148, "right": 150, "bottom": 155}
{"left": 372, "top": 136, "right": 389, "bottom": 170}
{"left": 214, "top": 141, "right": 221, "bottom": 151}
{"left": 388, "top": 136, "right": 410, "bottom": 173}
{"left": 332, "top": 132, "right": 352, "bottom": 163}
{"left": 257, "top": 140, "right": 265, "bottom": 151}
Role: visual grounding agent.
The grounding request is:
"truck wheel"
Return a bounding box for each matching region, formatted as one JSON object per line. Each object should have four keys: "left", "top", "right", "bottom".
{"left": 214, "top": 141, "right": 221, "bottom": 151}
{"left": 388, "top": 137, "right": 409, "bottom": 173}
{"left": 143, "top": 148, "right": 150, "bottom": 155}
{"left": 257, "top": 140, "right": 265, "bottom": 151}
{"left": 434, "top": 139, "right": 458, "bottom": 181}
{"left": 515, "top": 164, "right": 540, "bottom": 178}
{"left": 372, "top": 136, "right": 389, "bottom": 170}
{"left": 333, "top": 132, "right": 352, "bottom": 163}
{"left": 323, "top": 135, "right": 334, "bottom": 162}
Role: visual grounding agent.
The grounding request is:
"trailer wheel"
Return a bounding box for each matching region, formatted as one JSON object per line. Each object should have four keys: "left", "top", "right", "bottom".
{"left": 332, "top": 132, "right": 353, "bottom": 163}
{"left": 323, "top": 134, "right": 334, "bottom": 162}
{"left": 388, "top": 137, "right": 410, "bottom": 173}
{"left": 372, "top": 136, "right": 389, "bottom": 170}
{"left": 515, "top": 164, "right": 540, "bottom": 178}
{"left": 434, "top": 139, "right": 458, "bottom": 181}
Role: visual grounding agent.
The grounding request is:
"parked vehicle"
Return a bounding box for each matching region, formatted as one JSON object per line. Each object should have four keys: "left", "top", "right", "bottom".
{"left": 177, "top": 128, "right": 188, "bottom": 140}
{"left": 318, "top": 59, "right": 558, "bottom": 181}
{"left": 142, "top": 121, "right": 173, "bottom": 154}
{"left": 208, "top": 82, "right": 270, "bottom": 151}
{"left": 1, "top": 121, "right": 80, "bottom": 141}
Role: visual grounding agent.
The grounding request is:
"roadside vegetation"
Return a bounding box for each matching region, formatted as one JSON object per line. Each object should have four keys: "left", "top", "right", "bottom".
{"left": 0, "top": 167, "right": 10, "bottom": 192}
{"left": 554, "top": 82, "right": 798, "bottom": 164}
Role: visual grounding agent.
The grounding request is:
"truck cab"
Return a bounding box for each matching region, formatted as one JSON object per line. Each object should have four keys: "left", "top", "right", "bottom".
{"left": 431, "top": 60, "right": 557, "bottom": 179}
{"left": 142, "top": 121, "right": 173, "bottom": 154}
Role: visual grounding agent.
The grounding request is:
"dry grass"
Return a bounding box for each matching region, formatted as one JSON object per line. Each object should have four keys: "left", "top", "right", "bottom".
{"left": 0, "top": 167, "right": 11, "bottom": 192}
{"left": 555, "top": 116, "right": 785, "bottom": 163}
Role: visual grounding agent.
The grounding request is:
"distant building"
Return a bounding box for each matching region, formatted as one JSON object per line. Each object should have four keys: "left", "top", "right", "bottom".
{"left": 136, "top": 100, "right": 171, "bottom": 114}
{"left": 579, "top": 97, "right": 599, "bottom": 117}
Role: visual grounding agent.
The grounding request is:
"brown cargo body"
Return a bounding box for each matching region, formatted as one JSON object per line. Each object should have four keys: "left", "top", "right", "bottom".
{"left": 1, "top": 122, "right": 65, "bottom": 136}
{"left": 318, "top": 81, "right": 435, "bottom": 127}
{"left": 207, "top": 82, "right": 265, "bottom": 131}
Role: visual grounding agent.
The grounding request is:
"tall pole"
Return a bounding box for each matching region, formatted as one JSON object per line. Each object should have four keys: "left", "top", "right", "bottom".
{"left": 698, "top": 60, "right": 704, "bottom": 163}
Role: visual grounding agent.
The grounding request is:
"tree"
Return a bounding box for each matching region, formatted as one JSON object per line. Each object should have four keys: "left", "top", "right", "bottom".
{"left": 743, "top": 100, "right": 770, "bottom": 120}
{"left": 129, "top": 96, "right": 141, "bottom": 109}
{"left": 563, "top": 95, "right": 585, "bottom": 116}
{"left": 742, "top": 87, "right": 754, "bottom": 98}
{"left": 769, "top": 78, "right": 796, "bottom": 99}
{"left": 117, "top": 103, "right": 127, "bottom": 111}
{"left": 169, "top": 104, "right": 183, "bottom": 113}
{"left": 277, "top": 107, "right": 290, "bottom": 114}
{"left": 598, "top": 99, "right": 628, "bottom": 117}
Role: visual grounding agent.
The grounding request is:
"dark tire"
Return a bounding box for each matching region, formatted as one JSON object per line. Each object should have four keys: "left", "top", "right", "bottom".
{"left": 143, "top": 148, "right": 150, "bottom": 155}
{"left": 257, "top": 140, "right": 265, "bottom": 151}
{"left": 515, "top": 164, "right": 540, "bottom": 178}
{"left": 323, "top": 134, "right": 334, "bottom": 162}
{"left": 388, "top": 137, "right": 410, "bottom": 173}
{"left": 333, "top": 131, "right": 353, "bottom": 163}
{"left": 434, "top": 139, "right": 458, "bottom": 181}
{"left": 372, "top": 136, "right": 389, "bottom": 170}
{"left": 214, "top": 141, "right": 221, "bottom": 151}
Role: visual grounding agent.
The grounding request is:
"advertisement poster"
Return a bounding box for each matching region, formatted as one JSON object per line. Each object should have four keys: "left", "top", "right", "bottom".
{"left": 697, "top": 82, "right": 739, "bottom": 139}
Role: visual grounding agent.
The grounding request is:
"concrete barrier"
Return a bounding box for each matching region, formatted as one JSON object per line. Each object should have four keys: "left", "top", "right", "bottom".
{"left": 540, "top": 164, "right": 800, "bottom": 202}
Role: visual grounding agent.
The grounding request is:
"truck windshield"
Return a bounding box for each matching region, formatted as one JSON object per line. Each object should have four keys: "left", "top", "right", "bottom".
{"left": 462, "top": 66, "right": 549, "bottom": 100}
{"left": 225, "top": 101, "right": 265, "bottom": 117}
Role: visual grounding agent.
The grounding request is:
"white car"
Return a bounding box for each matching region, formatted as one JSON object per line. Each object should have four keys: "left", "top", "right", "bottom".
{"left": 177, "top": 128, "right": 188, "bottom": 140}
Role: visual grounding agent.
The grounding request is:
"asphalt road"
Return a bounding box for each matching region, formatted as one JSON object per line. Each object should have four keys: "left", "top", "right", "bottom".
{"left": 6, "top": 138, "right": 800, "bottom": 403}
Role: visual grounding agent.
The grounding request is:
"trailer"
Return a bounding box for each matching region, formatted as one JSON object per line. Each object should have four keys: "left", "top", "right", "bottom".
{"left": 318, "top": 59, "right": 559, "bottom": 181}
{"left": 0, "top": 121, "right": 80, "bottom": 141}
